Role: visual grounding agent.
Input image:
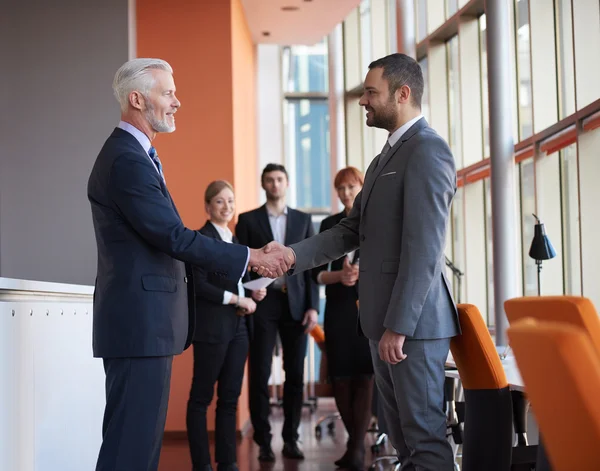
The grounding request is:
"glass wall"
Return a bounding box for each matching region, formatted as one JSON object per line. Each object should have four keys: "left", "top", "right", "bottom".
{"left": 333, "top": 0, "right": 600, "bottom": 324}
{"left": 282, "top": 40, "right": 330, "bottom": 212}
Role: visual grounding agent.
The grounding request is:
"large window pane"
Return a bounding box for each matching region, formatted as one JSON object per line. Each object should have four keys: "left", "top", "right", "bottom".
{"left": 419, "top": 56, "right": 429, "bottom": 122}
{"left": 416, "top": 0, "right": 428, "bottom": 42}
{"left": 282, "top": 40, "right": 328, "bottom": 93}
{"left": 560, "top": 143, "right": 581, "bottom": 294}
{"left": 359, "top": 0, "right": 372, "bottom": 73}
{"left": 447, "top": 36, "right": 463, "bottom": 168}
{"left": 536, "top": 151, "right": 564, "bottom": 295}
{"left": 515, "top": 0, "right": 533, "bottom": 140}
{"left": 284, "top": 99, "right": 330, "bottom": 211}
{"left": 451, "top": 186, "right": 466, "bottom": 303}
{"left": 579, "top": 126, "right": 600, "bottom": 308}
{"left": 484, "top": 179, "right": 494, "bottom": 326}
{"left": 446, "top": 0, "right": 459, "bottom": 18}
{"left": 555, "top": 0, "right": 576, "bottom": 119}
{"left": 520, "top": 159, "right": 537, "bottom": 295}
{"left": 480, "top": 15, "right": 490, "bottom": 157}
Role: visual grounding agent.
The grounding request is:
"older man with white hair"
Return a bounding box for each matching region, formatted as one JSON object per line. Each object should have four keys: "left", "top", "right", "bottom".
{"left": 88, "top": 58, "right": 292, "bottom": 471}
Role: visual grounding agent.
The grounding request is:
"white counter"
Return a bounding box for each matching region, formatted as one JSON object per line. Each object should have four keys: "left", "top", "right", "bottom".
{"left": 0, "top": 277, "right": 104, "bottom": 471}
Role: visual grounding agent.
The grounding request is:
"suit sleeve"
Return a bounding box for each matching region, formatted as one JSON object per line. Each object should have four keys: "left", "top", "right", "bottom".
{"left": 303, "top": 218, "right": 320, "bottom": 312}
{"left": 108, "top": 152, "right": 247, "bottom": 281}
{"left": 384, "top": 139, "right": 456, "bottom": 337}
{"left": 192, "top": 265, "right": 228, "bottom": 305}
{"left": 290, "top": 197, "right": 361, "bottom": 274}
{"left": 311, "top": 219, "right": 331, "bottom": 284}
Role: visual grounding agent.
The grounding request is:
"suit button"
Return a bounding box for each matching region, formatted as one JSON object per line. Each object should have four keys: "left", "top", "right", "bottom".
{"left": 360, "top": 235, "right": 366, "bottom": 242}
{"left": 184, "top": 277, "right": 188, "bottom": 283}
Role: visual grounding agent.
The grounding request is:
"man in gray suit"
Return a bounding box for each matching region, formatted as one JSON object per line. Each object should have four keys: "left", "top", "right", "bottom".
{"left": 257, "top": 53, "right": 460, "bottom": 470}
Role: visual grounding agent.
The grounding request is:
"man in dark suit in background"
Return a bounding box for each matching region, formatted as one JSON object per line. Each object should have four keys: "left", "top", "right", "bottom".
{"left": 88, "top": 58, "right": 291, "bottom": 471}
{"left": 236, "top": 164, "right": 319, "bottom": 462}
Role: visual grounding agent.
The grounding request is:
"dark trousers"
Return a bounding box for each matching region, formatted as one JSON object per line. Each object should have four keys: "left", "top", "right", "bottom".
{"left": 187, "top": 319, "right": 249, "bottom": 469}
{"left": 96, "top": 356, "right": 173, "bottom": 471}
{"left": 249, "top": 290, "right": 307, "bottom": 446}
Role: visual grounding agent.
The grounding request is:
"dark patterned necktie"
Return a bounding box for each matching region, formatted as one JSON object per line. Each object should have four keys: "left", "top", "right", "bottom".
{"left": 148, "top": 146, "right": 165, "bottom": 181}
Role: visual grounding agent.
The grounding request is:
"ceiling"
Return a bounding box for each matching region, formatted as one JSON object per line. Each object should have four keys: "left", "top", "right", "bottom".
{"left": 240, "top": 0, "right": 362, "bottom": 45}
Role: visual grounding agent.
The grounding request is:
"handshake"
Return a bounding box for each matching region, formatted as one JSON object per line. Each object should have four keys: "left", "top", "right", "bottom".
{"left": 248, "top": 242, "right": 296, "bottom": 278}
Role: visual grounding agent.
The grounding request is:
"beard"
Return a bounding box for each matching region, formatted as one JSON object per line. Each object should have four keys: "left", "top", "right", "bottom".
{"left": 145, "top": 102, "right": 176, "bottom": 133}
{"left": 366, "top": 99, "right": 398, "bottom": 131}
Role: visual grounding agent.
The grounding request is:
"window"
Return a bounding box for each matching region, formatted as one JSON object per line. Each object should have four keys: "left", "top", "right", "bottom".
{"left": 560, "top": 143, "right": 581, "bottom": 294}
{"left": 282, "top": 41, "right": 328, "bottom": 94}
{"left": 447, "top": 36, "right": 462, "bottom": 168}
{"left": 451, "top": 186, "right": 466, "bottom": 303}
{"left": 519, "top": 159, "right": 537, "bottom": 295}
{"left": 446, "top": 0, "right": 458, "bottom": 19}
{"left": 282, "top": 39, "right": 330, "bottom": 212}
{"left": 419, "top": 56, "right": 430, "bottom": 122}
{"left": 416, "top": 0, "right": 428, "bottom": 43}
{"left": 555, "top": 0, "right": 575, "bottom": 119}
{"left": 515, "top": 0, "right": 533, "bottom": 140}
{"left": 484, "top": 179, "right": 494, "bottom": 325}
{"left": 359, "top": 0, "right": 372, "bottom": 73}
{"left": 479, "top": 15, "right": 490, "bottom": 157}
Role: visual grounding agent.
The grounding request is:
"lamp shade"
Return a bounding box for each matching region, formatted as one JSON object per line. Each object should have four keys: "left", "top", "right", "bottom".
{"left": 529, "top": 221, "right": 556, "bottom": 261}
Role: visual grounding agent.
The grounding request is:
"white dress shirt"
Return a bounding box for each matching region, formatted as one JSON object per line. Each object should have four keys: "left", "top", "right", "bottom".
{"left": 116, "top": 121, "right": 251, "bottom": 279}
{"left": 388, "top": 115, "right": 424, "bottom": 147}
{"left": 267, "top": 206, "right": 288, "bottom": 288}
{"left": 210, "top": 222, "right": 246, "bottom": 305}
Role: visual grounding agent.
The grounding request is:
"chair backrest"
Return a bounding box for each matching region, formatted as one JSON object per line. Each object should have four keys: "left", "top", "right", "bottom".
{"left": 504, "top": 296, "right": 600, "bottom": 357}
{"left": 508, "top": 319, "right": 600, "bottom": 470}
{"left": 451, "top": 304, "right": 508, "bottom": 390}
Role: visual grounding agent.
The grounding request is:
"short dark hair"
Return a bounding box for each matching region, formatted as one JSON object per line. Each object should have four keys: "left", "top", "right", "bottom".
{"left": 261, "top": 163, "right": 288, "bottom": 183}
{"left": 368, "top": 53, "right": 424, "bottom": 109}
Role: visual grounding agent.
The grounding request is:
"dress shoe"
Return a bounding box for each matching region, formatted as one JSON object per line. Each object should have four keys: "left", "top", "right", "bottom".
{"left": 334, "top": 453, "right": 352, "bottom": 468}
{"left": 258, "top": 444, "right": 275, "bottom": 462}
{"left": 282, "top": 441, "right": 305, "bottom": 460}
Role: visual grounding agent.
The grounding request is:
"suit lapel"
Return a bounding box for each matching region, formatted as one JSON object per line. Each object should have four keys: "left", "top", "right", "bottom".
{"left": 361, "top": 118, "right": 427, "bottom": 216}
{"left": 258, "top": 205, "right": 275, "bottom": 242}
{"left": 202, "top": 221, "right": 222, "bottom": 241}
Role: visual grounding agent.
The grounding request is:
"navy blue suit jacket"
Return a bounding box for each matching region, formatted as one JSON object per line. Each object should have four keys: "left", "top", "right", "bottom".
{"left": 192, "top": 222, "right": 254, "bottom": 343}
{"left": 88, "top": 127, "right": 248, "bottom": 358}
{"left": 235, "top": 205, "right": 319, "bottom": 321}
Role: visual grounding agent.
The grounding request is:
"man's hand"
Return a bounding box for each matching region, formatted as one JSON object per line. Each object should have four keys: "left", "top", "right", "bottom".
{"left": 251, "top": 288, "right": 267, "bottom": 302}
{"left": 249, "top": 242, "right": 295, "bottom": 278}
{"left": 378, "top": 329, "right": 407, "bottom": 365}
{"left": 340, "top": 257, "right": 359, "bottom": 286}
{"left": 236, "top": 297, "right": 257, "bottom": 316}
{"left": 302, "top": 309, "right": 318, "bottom": 333}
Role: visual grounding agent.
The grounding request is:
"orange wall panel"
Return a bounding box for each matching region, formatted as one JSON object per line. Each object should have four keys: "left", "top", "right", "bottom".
{"left": 137, "top": 0, "right": 257, "bottom": 433}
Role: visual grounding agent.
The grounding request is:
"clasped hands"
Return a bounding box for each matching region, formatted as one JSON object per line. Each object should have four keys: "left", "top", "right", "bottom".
{"left": 248, "top": 242, "right": 296, "bottom": 278}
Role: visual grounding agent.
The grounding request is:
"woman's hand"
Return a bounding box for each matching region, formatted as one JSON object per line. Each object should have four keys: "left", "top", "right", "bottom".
{"left": 251, "top": 288, "right": 267, "bottom": 302}
{"left": 340, "top": 257, "right": 359, "bottom": 286}
{"left": 236, "top": 297, "right": 257, "bottom": 316}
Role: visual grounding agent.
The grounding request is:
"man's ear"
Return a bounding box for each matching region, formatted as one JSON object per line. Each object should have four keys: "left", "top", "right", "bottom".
{"left": 129, "top": 91, "right": 145, "bottom": 111}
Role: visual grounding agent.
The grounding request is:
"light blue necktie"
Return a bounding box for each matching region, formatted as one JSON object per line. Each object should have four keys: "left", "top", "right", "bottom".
{"left": 148, "top": 146, "right": 165, "bottom": 181}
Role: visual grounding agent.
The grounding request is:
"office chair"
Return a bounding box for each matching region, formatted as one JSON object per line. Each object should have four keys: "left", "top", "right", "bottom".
{"left": 508, "top": 319, "right": 600, "bottom": 470}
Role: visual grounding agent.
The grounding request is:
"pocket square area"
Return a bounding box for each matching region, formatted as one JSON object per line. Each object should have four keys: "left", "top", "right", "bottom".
{"left": 379, "top": 171, "right": 397, "bottom": 177}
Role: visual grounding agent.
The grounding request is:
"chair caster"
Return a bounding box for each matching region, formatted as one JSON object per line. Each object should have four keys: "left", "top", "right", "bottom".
{"left": 315, "top": 425, "right": 322, "bottom": 439}
{"left": 327, "top": 421, "right": 335, "bottom": 433}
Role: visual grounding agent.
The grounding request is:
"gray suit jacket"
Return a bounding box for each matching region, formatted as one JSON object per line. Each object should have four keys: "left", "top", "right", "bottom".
{"left": 290, "top": 118, "right": 460, "bottom": 341}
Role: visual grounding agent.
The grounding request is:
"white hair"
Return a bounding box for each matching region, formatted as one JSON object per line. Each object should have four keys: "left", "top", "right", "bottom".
{"left": 113, "top": 58, "right": 173, "bottom": 112}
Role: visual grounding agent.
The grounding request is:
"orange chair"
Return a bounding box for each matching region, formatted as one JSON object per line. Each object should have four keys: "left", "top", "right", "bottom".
{"left": 505, "top": 295, "right": 600, "bottom": 355}
{"left": 451, "top": 304, "right": 513, "bottom": 471}
{"left": 508, "top": 319, "right": 600, "bottom": 470}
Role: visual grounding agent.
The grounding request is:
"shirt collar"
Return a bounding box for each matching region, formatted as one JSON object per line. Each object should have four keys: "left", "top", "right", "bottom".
{"left": 118, "top": 121, "right": 152, "bottom": 155}
{"left": 388, "top": 115, "right": 423, "bottom": 147}
{"left": 267, "top": 205, "right": 288, "bottom": 218}
{"left": 209, "top": 221, "right": 233, "bottom": 242}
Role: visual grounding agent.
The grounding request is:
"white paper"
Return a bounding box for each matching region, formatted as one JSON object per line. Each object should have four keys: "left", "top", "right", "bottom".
{"left": 242, "top": 277, "right": 275, "bottom": 290}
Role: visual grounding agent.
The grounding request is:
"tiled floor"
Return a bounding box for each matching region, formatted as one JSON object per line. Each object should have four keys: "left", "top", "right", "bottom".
{"left": 158, "top": 398, "right": 392, "bottom": 471}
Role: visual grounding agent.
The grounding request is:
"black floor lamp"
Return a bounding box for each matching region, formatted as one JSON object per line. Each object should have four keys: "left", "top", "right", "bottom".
{"left": 528, "top": 213, "right": 556, "bottom": 296}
